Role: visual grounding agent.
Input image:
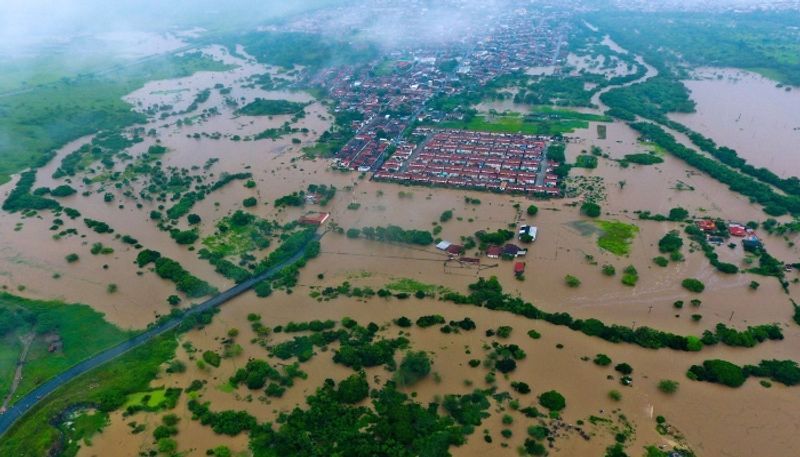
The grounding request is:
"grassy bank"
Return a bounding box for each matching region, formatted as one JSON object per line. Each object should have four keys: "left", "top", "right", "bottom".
{"left": 0, "top": 293, "right": 133, "bottom": 405}
{"left": 0, "top": 333, "right": 177, "bottom": 457}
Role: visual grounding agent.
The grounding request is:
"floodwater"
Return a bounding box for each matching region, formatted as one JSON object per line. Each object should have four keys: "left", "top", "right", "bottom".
{"left": 81, "top": 276, "right": 800, "bottom": 457}
{"left": 670, "top": 67, "right": 800, "bottom": 178}
{"left": 3, "top": 36, "right": 800, "bottom": 457}
{"left": 0, "top": 44, "right": 331, "bottom": 328}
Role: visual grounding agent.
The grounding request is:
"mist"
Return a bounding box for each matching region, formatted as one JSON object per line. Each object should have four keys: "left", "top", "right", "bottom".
{"left": 0, "top": 0, "right": 339, "bottom": 58}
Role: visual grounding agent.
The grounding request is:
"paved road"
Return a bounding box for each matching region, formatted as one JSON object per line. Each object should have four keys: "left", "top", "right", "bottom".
{"left": 0, "top": 232, "right": 321, "bottom": 437}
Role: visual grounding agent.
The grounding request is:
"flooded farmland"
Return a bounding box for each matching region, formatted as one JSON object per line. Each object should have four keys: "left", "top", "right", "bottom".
{"left": 3, "top": 6, "right": 800, "bottom": 457}
{"left": 671, "top": 68, "right": 800, "bottom": 178}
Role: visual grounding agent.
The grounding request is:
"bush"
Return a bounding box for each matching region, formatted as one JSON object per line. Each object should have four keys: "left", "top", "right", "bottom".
{"left": 495, "top": 358, "right": 517, "bottom": 374}
{"left": 187, "top": 214, "right": 201, "bottom": 225}
{"left": 614, "top": 363, "right": 633, "bottom": 375}
{"left": 346, "top": 228, "right": 360, "bottom": 239}
{"left": 254, "top": 281, "right": 272, "bottom": 298}
{"left": 524, "top": 438, "right": 547, "bottom": 456}
{"left": 687, "top": 359, "right": 746, "bottom": 387}
{"left": 682, "top": 278, "right": 705, "bottom": 293}
{"left": 526, "top": 205, "right": 538, "bottom": 216}
{"left": 202, "top": 351, "right": 221, "bottom": 368}
{"left": 538, "top": 390, "right": 566, "bottom": 411}
{"left": 50, "top": 185, "right": 77, "bottom": 197}
{"left": 652, "top": 256, "right": 669, "bottom": 267}
{"left": 511, "top": 381, "right": 531, "bottom": 394}
{"left": 564, "top": 275, "right": 581, "bottom": 288}
{"left": 668, "top": 207, "right": 689, "bottom": 221}
{"left": 581, "top": 202, "right": 601, "bottom": 218}
{"left": 608, "top": 390, "right": 622, "bottom": 401}
{"left": 395, "top": 351, "right": 431, "bottom": 386}
{"left": 593, "top": 354, "right": 612, "bottom": 366}
{"left": 65, "top": 253, "right": 80, "bottom": 263}
{"left": 657, "top": 379, "right": 679, "bottom": 394}
{"left": 335, "top": 372, "right": 369, "bottom": 403}
{"left": 416, "top": 315, "right": 445, "bottom": 328}
{"left": 242, "top": 197, "right": 258, "bottom": 207}
{"left": 658, "top": 232, "right": 683, "bottom": 253}
{"left": 601, "top": 264, "right": 616, "bottom": 276}
{"left": 496, "top": 325, "right": 512, "bottom": 338}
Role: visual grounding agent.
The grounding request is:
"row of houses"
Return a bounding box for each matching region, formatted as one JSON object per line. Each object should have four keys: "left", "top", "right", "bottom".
{"left": 374, "top": 170, "right": 560, "bottom": 195}
{"left": 374, "top": 128, "right": 561, "bottom": 195}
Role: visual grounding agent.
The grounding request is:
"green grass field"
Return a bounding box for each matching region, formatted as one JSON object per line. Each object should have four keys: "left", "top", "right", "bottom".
{"left": 439, "top": 107, "right": 611, "bottom": 136}
{"left": 0, "top": 336, "right": 21, "bottom": 400}
{"left": 0, "top": 293, "right": 134, "bottom": 405}
{"left": 595, "top": 220, "right": 639, "bottom": 256}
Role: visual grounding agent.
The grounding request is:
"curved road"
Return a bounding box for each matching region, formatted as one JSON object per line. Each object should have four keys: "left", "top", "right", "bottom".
{"left": 0, "top": 232, "right": 321, "bottom": 437}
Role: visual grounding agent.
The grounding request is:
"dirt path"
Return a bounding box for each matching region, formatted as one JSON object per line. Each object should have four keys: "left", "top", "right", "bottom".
{"left": 0, "top": 333, "right": 35, "bottom": 412}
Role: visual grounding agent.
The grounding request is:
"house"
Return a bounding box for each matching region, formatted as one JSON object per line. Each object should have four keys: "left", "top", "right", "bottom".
{"left": 436, "top": 241, "right": 452, "bottom": 251}
{"left": 696, "top": 219, "right": 717, "bottom": 232}
{"left": 299, "top": 212, "right": 330, "bottom": 226}
{"left": 729, "top": 225, "right": 747, "bottom": 237}
{"left": 486, "top": 245, "right": 503, "bottom": 259}
{"left": 518, "top": 225, "right": 538, "bottom": 242}
{"left": 503, "top": 244, "right": 527, "bottom": 257}
{"left": 742, "top": 236, "right": 763, "bottom": 252}
{"left": 445, "top": 244, "right": 464, "bottom": 256}
{"left": 514, "top": 262, "right": 526, "bottom": 277}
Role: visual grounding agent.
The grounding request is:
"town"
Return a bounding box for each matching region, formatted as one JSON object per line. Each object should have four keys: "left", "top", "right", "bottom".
{"left": 286, "top": 2, "right": 569, "bottom": 193}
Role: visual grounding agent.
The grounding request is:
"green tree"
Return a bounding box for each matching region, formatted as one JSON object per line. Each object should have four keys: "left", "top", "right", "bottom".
{"left": 395, "top": 351, "right": 432, "bottom": 386}
{"left": 581, "top": 202, "right": 601, "bottom": 218}
{"left": 538, "top": 390, "right": 566, "bottom": 411}
{"left": 335, "top": 371, "right": 370, "bottom": 403}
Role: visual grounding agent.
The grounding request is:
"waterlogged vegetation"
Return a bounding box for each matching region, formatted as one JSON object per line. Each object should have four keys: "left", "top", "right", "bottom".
{"left": 439, "top": 277, "right": 782, "bottom": 352}
{"left": 0, "top": 52, "right": 233, "bottom": 184}
{"left": 688, "top": 359, "right": 800, "bottom": 388}
{"left": 235, "top": 98, "right": 308, "bottom": 117}
{"left": 595, "top": 220, "right": 639, "bottom": 256}
{"left": 439, "top": 106, "right": 612, "bottom": 135}
{"left": 345, "top": 225, "right": 434, "bottom": 246}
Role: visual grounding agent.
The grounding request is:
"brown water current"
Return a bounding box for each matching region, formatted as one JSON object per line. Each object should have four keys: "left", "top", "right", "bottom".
{"left": 670, "top": 67, "right": 800, "bottom": 179}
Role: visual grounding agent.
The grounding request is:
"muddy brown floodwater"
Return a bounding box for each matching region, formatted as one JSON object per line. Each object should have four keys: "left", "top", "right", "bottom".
{"left": 1, "top": 35, "right": 799, "bottom": 457}
{"left": 670, "top": 67, "right": 800, "bottom": 179}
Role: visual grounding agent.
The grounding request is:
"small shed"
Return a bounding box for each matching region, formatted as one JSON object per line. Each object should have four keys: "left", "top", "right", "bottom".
{"left": 514, "top": 262, "right": 526, "bottom": 277}
{"left": 299, "top": 212, "right": 330, "bottom": 226}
